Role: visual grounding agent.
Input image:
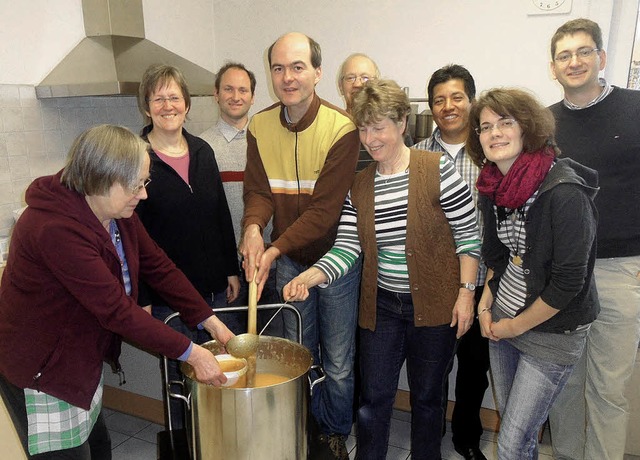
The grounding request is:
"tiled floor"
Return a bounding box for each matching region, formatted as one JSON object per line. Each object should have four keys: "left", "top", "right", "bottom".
{"left": 106, "top": 407, "right": 640, "bottom": 459}
{"left": 104, "top": 407, "right": 563, "bottom": 460}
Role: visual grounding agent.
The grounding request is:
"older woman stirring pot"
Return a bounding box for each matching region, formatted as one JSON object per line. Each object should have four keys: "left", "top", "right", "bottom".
{"left": 284, "top": 79, "right": 480, "bottom": 459}
{"left": 467, "top": 88, "right": 599, "bottom": 459}
{"left": 0, "top": 125, "right": 234, "bottom": 460}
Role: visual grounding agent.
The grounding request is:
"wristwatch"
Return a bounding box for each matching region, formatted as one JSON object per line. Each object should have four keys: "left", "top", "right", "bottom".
{"left": 459, "top": 282, "right": 476, "bottom": 291}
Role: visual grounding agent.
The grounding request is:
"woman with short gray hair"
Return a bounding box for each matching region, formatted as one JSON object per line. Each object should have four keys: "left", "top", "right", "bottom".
{"left": 0, "top": 124, "right": 234, "bottom": 459}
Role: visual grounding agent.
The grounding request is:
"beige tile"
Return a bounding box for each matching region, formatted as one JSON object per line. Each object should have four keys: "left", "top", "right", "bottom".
{"left": 0, "top": 85, "right": 20, "bottom": 108}
{"left": 43, "top": 130, "right": 64, "bottom": 156}
{"left": 22, "top": 107, "right": 43, "bottom": 131}
{"left": 0, "top": 134, "right": 7, "bottom": 157}
{"left": 24, "top": 131, "right": 45, "bottom": 156}
{"left": 2, "top": 107, "right": 23, "bottom": 132}
{"left": 8, "top": 155, "right": 29, "bottom": 179}
{"left": 42, "top": 107, "right": 61, "bottom": 130}
{"left": 0, "top": 158, "right": 10, "bottom": 183}
{"left": 19, "top": 86, "right": 39, "bottom": 107}
{"left": 11, "top": 178, "right": 31, "bottom": 203}
{"left": 0, "top": 182, "right": 13, "bottom": 205}
{"left": 27, "top": 155, "right": 53, "bottom": 179}
{"left": 5, "top": 132, "right": 27, "bottom": 156}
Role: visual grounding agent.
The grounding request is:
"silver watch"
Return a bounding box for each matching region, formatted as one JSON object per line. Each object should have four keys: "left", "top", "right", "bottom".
{"left": 460, "top": 282, "right": 476, "bottom": 291}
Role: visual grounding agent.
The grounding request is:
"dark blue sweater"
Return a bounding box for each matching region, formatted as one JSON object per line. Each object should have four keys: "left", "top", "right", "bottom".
{"left": 550, "top": 87, "right": 640, "bottom": 258}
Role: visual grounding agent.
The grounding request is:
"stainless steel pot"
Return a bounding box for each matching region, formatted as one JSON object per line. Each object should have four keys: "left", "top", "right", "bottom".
{"left": 178, "top": 336, "right": 324, "bottom": 460}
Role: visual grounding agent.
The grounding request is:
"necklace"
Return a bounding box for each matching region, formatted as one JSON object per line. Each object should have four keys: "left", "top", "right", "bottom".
{"left": 507, "top": 206, "right": 524, "bottom": 267}
{"left": 499, "top": 206, "right": 525, "bottom": 266}
{"left": 148, "top": 132, "right": 187, "bottom": 156}
{"left": 378, "top": 166, "right": 409, "bottom": 184}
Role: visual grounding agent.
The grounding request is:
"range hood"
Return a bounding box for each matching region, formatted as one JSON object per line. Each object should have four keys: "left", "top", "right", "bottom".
{"left": 36, "top": 0, "right": 215, "bottom": 98}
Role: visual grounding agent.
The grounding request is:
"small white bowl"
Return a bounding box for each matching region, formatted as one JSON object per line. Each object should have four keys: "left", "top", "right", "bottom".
{"left": 215, "top": 354, "right": 247, "bottom": 387}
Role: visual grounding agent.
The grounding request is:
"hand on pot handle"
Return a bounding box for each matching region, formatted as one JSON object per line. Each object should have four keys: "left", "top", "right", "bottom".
{"left": 186, "top": 344, "right": 227, "bottom": 386}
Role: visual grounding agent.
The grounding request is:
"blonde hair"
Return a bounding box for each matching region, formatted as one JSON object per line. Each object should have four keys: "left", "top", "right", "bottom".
{"left": 351, "top": 79, "right": 410, "bottom": 127}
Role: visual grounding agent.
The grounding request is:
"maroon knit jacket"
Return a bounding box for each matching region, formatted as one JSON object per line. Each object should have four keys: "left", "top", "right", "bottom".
{"left": 0, "top": 172, "right": 215, "bottom": 409}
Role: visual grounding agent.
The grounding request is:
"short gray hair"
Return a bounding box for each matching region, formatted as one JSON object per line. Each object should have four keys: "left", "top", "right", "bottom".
{"left": 61, "top": 125, "right": 149, "bottom": 196}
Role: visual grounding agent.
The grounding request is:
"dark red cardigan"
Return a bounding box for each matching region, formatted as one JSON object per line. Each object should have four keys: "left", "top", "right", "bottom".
{"left": 0, "top": 172, "right": 215, "bottom": 409}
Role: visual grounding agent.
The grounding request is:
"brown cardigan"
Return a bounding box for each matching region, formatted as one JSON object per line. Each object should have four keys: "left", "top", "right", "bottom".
{"left": 351, "top": 149, "right": 460, "bottom": 331}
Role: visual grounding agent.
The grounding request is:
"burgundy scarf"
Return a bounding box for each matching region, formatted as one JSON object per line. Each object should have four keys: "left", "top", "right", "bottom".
{"left": 476, "top": 146, "right": 556, "bottom": 209}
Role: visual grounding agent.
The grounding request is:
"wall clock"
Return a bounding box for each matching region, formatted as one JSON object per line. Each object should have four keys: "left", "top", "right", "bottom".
{"left": 527, "top": 0, "right": 572, "bottom": 15}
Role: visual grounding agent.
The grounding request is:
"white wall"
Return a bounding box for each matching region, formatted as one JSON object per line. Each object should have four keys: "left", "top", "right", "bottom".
{"left": 2, "top": 0, "right": 637, "bottom": 102}
{"left": 212, "top": 0, "right": 639, "bottom": 110}
{"left": 143, "top": 0, "right": 216, "bottom": 70}
{"left": 0, "top": 0, "right": 217, "bottom": 85}
{"left": 0, "top": 0, "right": 84, "bottom": 84}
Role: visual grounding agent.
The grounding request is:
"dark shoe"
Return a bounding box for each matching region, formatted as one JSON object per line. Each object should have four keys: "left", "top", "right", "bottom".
{"left": 454, "top": 445, "right": 488, "bottom": 460}
{"left": 318, "top": 433, "right": 349, "bottom": 460}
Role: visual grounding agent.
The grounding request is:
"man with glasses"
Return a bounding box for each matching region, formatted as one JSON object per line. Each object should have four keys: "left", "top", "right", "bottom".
{"left": 413, "top": 64, "right": 488, "bottom": 460}
{"left": 241, "top": 32, "right": 360, "bottom": 460}
{"left": 547, "top": 18, "right": 640, "bottom": 460}
{"left": 338, "top": 53, "right": 413, "bottom": 171}
{"left": 338, "top": 53, "right": 380, "bottom": 115}
{"left": 338, "top": 53, "right": 380, "bottom": 172}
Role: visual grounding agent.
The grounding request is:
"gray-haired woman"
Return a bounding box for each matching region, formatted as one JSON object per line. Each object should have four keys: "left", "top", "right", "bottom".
{"left": 0, "top": 124, "right": 233, "bottom": 459}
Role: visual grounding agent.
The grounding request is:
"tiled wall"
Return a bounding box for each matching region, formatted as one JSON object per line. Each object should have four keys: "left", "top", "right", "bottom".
{"left": 0, "top": 84, "right": 217, "bottom": 238}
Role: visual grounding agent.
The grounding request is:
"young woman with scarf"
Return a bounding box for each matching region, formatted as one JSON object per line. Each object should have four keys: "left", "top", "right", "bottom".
{"left": 466, "top": 88, "right": 600, "bottom": 460}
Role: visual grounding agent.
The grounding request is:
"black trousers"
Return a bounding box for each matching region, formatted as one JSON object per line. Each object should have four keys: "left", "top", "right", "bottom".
{"left": 445, "top": 286, "right": 491, "bottom": 449}
{"left": 0, "top": 373, "right": 111, "bottom": 460}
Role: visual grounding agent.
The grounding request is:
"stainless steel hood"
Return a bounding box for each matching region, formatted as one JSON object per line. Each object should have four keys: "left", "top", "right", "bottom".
{"left": 36, "top": 0, "right": 215, "bottom": 98}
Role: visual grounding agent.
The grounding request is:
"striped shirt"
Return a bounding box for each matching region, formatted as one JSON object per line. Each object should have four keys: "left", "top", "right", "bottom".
{"left": 413, "top": 129, "right": 487, "bottom": 286}
{"left": 492, "top": 192, "right": 536, "bottom": 318}
{"left": 315, "top": 154, "right": 481, "bottom": 293}
{"left": 563, "top": 78, "right": 613, "bottom": 110}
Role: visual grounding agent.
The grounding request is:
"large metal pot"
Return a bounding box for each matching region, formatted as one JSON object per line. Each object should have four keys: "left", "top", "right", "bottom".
{"left": 178, "top": 336, "right": 323, "bottom": 460}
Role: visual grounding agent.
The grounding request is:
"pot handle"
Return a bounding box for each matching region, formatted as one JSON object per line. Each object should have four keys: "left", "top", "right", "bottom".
{"left": 308, "top": 364, "right": 326, "bottom": 396}
{"left": 168, "top": 380, "right": 191, "bottom": 411}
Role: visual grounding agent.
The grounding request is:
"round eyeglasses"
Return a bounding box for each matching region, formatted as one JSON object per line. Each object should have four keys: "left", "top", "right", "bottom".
{"left": 475, "top": 118, "right": 518, "bottom": 136}
{"left": 554, "top": 47, "right": 600, "bottom": 64}
{"left": 131, "top": 178, "right": 152, "bottom": 195}
{"left": 343, "top": 75, "right": 374, "bottom": 84}
{"left": 148, "top": 96, "right": 183, "bottom": 107}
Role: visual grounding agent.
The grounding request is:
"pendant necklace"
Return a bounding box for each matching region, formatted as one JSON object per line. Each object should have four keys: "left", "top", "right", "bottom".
{"left": 506, "top": 207, "right": 525, "bottom": 267}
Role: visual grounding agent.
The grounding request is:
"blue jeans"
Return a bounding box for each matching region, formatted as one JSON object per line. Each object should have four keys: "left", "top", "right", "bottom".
{"left": 490, "top": 339, "right": 575, "bottom": 460}
{"left": 356, "top": 288, "right": 457, "bottom": 460}
{"left": 153, "top": 291, "right": 229, "bottom": 430}
{"left": 276, "top": 255, "right": 361, "bottom": 436}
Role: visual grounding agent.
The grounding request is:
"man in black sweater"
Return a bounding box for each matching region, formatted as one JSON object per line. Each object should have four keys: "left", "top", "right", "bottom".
{"left": 547, "top": 18, "right": 640, "bottom": 460}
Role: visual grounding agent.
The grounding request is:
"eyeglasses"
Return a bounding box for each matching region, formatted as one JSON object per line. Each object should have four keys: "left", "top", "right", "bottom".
{"left": 130, "top": 178, "right": 152, "bottom": 195}
{"left": 148, "top": 96, "right": 183, "bottom": 107}
{"left": 554, "top": 47, "right": 600, "bottom": 64}
{"left": 343, "top": 75, "right": 375, "bottom": 84}
{"left": 475, "top": 118, "right": 518, "bottom": 136}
